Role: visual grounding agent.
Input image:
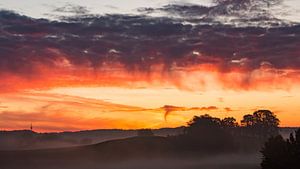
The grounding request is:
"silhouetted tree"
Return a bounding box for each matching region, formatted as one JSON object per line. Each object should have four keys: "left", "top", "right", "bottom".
{"left": 287, "top": 129, "right": 300, "bottom": 168}
{"left": 182, "top": 114, "right": 236, "bottom": 152}
{"left": 241, "top": 114, "right": 254, "bottom": 127}
{"left": 137, "top": 129, "right": 154, "bottom": 137}
{"left": 241, "top": 110, "right": 279, "bottom": 138}
{"left": 296, "top": 129, "right": 300, "bottom": 144}
{"left": 261, "top": 135, "right": 288, "bottom": 169}
{"left": 185, "top": 114, "right": 221, "bottom": 134}
{"left": 221, "top": 117, "right": 238, "bottom": 128}
{"left": 261, "top": 128, "right": 300, "bottom": 169}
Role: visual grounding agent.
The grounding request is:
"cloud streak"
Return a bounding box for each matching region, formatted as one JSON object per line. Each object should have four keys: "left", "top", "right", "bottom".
{"left": 0, "top": 92, "right": 233, "bottom": 131}
{"left": 162, "top": 105, "right": 218, "bottom": 121}
{"left": 0, "top": 93, "right": 162, "bottom": 131}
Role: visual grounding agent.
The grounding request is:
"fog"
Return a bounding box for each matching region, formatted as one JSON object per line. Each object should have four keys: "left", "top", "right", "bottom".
{"left": 0, "top": 153, "right": 260, "bottom": 169}
{"left": 0, "top": 128, "right": 183, "bottom": 150}
{"left": 99, "top": 154, "right": 260, "bottom": 169}
{"left": 0, "top": 125, "right": 294, "bottom": 169}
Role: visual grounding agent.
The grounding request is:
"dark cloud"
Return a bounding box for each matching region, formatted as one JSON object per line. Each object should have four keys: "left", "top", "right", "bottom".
{"left": 52, "top": 4, "right": 89, "bottom": 15}
{"left": 162, "top": 105, "right": 218, "bottom": 121}
{"left": 0, "top": 0, "right": 299, "bottom": 81}
{"left": 224, "top": 107, "right": 233, "bottom": 112}
{"left": 151, "top": 0, "right": 286, "bottom": 27}
{"left": 152, "top": 4, "right": 210, "bottom": 17}
{"left": 162, "top": 105, "right": 185, "bottom": 121}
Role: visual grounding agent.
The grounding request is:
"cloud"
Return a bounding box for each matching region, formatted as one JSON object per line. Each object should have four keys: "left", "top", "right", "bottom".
{"left": 0, "top": 92, "right": 222, "bottom": 131}
{"left": 0, "top": 111, "right": 149, "bottom": 132}
{"left": 224, "top": 107, "right": 233, "bottom": 112}
{"left": 162, "top": 105, "right": 218, "bottom": 121}
{"left": 0, "top": 93, "right": 164, "bottom": 131}
{"left": 141, "top": 0, "right": 287, "bottom": 27}
{"left": 162, "top": 105, "right": 187, "bottom": 121}
{"left": 52, "top": 4, "right": 90, "bottom": 15}
{"left": 199, "top": 106, "right": 218, "bottom": 111}
{"left": 0, "top": 0, "right": 299, "bottom": 92}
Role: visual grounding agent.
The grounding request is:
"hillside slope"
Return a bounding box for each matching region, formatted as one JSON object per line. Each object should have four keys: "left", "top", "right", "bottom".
{"left": 0, "top": 136, "right": 259, "bottom": 169}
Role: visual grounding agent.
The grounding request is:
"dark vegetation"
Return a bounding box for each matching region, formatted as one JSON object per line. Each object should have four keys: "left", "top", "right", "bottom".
{"left": 261, "top": 128, "right": 300, "bottom": 169}
{"left": 0, "top": 109, "right": 298, "bottom": 169}
{"left": 173, "top": 110, "right": 280, "bottom": 154}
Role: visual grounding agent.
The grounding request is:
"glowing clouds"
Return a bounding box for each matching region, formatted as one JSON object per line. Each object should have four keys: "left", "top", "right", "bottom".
{"left": 0, "top": 8, "right": 300, "bottom": 92}
{"left": 0, "top": 93, "right": 164, "bottom": 131}
{"left": 0, "top": 7, "right": 300, "bottom": 91}
{"left": 0, "top": 0, "right": 300, "bottom": 131}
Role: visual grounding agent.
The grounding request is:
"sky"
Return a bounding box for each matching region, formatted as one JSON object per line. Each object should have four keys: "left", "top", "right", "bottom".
{"left": 0, "top": 0, "right": 300, "bottom": 132}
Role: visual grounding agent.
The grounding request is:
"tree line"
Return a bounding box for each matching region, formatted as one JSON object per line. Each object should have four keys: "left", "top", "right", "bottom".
{"left": 137, "top": 109, "right": 299, "bottom": 168}
{"left": 138, "top": 109, "right": 281, "bottom": 153}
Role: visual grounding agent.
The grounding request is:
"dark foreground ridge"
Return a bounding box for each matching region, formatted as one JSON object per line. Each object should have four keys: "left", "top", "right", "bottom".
{"left": 0, "top": 136, "right": 260, "bottom": 169}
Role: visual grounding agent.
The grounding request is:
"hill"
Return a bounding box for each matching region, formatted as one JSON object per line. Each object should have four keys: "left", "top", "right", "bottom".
{"left": 0, "top": 136, "right": 260, "bottom": 169}
{"left": 0, "top": 127, "right": 296, "bottom": 151}
{"left": 0, "top": 127, "right": 184, "bottom": 150}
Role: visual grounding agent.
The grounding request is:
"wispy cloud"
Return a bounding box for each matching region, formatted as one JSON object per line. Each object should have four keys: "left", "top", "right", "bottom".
{"left": 161, "top": 105, "right": 218, "bottom": 121}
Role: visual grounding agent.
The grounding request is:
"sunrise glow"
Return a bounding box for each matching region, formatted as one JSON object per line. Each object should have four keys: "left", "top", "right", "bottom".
{"left": 0, "top": 0, "right": 300, "bottom": 132}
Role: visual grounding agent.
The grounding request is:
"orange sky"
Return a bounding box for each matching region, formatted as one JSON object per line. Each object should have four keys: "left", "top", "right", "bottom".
{"left": 0, "top": 63, "right": 300, "bottom": 132}
{"left": 1, "top": 2, "right": 300, "bottom": 132}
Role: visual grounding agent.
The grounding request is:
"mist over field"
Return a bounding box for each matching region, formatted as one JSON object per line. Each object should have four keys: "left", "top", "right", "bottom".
{"left": 0, "top": 127, "right": 294, "bottom": 150}
{"left": 0, "top": 126, "right": 297, "bottom": 169}
{"left": 2, "top": 154, "right": 259, "bottom": 169}
{"left": 0, "top": 135, "right": 260, "bottom": 169}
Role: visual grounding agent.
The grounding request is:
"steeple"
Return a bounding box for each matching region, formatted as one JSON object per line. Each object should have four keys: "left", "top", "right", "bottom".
{"left": 30, "top": 123, "right": 33, "bottom": 131}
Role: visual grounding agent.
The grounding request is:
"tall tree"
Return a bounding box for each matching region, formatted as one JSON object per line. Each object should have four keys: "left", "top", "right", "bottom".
{"left": 261, "top": 128, "right": 300, "bottom": 169}
{"left": 241, "top": 110, "right": 279, "bottom": 138}
{"left": 183, "top": 114, "right": 235, "bottom": 152}
{"left": 261, "top": 135, "right": 288, "bottom": 169}
{"left": 241, "top": 114, "right": 254, "bottom": 127}
{"left": 221, "top": 117, "right": 238, "bottom": 128}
